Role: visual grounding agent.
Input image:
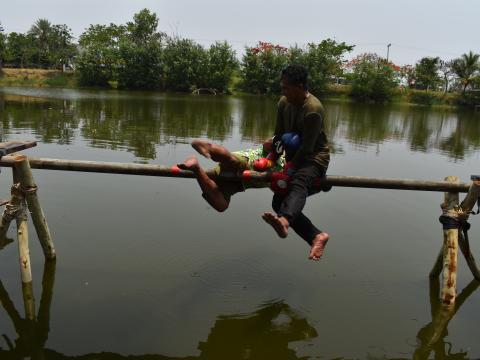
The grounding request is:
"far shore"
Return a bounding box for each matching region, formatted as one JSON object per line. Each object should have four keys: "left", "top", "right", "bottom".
{"left": 0, "top": 68, "right": 473, "bottom": 110}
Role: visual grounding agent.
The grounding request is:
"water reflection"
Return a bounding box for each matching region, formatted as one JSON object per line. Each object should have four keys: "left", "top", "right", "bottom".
{"left": 1, "top": 91, "right": 479, "bottom": 161}
{"left": 0, "top": 260, "right": 56, "bottom": 359}
{"left": 413, "top": 278, "right": 479, "bottom": 360}
{"left": 1, "top": 256, "right": 478, "bottom": 359}
{"left": 0, "top": 264, "right": 317, "bottom": 360}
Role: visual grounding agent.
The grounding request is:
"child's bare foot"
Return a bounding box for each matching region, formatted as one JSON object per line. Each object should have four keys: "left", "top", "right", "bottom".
{"left": 262, "top": 212, "right": 289, "bottom": 238}
{"left": 192, "top": 140, "right": 212, "bottom": 159}
{"left": 309, "top": 232, "right": 329, "bottom": 261}
{"left": 177, "top": 155, "right": 200, "bottom": 172}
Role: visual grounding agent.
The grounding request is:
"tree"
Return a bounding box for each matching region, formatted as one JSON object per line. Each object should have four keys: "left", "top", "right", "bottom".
{"left": 117, "top": 9, "right": 165, "bottom": 89}
{"left": 414, "top": 57, "right": 441, "bottom": 91}
{"left": 48, "top": 24, "right": 77, "bottom": 69}
{"left": 28, "top": 18, "right": 53, "bottom": 66}
{"left": 438, "top": 60, "right": 455, "bottom": 94}
{"left": 204, "top": 41, "right": 238, "bottom": 92}
{"left": 5, "top": 32, "right": 36, "bottom": 67}
{"left": 163, "top": 38, "right": 207, "bottom": 91}
{"left": 77, "top": 24, "right": 125, "bottom": 86}
{"left": 295, "top": 39, "right": 354, "bottom": 95}
{"left": 451, "top": 51, "right": 480, "bottom": 93}
{"left": 240, "top": 41, "right": 290, "bottom": 94}
{"left": 349, "top": 53, "right": 398, "bottom": 102}
{"left": 0, "top": 22, "right": 5, "bottom": 69}
{"left": 125, "top": 8, "right": 162, "bottom": 44}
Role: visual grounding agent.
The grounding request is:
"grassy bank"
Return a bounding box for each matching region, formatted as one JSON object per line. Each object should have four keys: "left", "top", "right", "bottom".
{"left": 0, "top": 68, "right": 76, "bottom": 88}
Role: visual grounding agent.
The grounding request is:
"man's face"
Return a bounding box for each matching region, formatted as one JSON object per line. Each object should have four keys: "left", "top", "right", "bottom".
{"left": 280, "top": 78, "right": 304, "bottom": 104}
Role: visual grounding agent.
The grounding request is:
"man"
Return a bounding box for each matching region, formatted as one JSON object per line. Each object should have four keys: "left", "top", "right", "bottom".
{"left": 178, "top": 139, "right": 284, "bottom": 212}
{"left": 262, "top": 64, "right": 330, "bottom": 261}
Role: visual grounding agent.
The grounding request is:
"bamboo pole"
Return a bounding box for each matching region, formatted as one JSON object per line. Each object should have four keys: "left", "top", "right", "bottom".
{"left": 13, "top": 155, "right": 55, "bottom": 260}
{"left": 458, "top": 231, "right": 480, "bottom": 281}
{"left": 13, "top": 184, "right": 36, "bottom": 320}
{"left": 440, "top": 176, "right": 460, "bottom": 305}
{"left": 0, "top": 156, "right": 472, "bottom": 193}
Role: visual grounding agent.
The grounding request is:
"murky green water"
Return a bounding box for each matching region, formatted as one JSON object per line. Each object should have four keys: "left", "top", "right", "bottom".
{"left": 0, "top": 87, "right": 479, "bottom": 359}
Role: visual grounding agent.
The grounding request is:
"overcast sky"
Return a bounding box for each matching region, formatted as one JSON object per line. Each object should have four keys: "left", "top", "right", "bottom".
{"left": 1, "top": 0, "right": 479, "bottom": 65}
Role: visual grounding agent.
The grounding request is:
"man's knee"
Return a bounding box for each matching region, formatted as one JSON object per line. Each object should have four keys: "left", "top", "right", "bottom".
{"left": 203, "top": 193, "right": 229, "bottom": 212}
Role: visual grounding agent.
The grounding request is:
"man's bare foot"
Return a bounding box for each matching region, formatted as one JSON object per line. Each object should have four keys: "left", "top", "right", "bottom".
{"left": 262, "top": 212, "right": 289, "bottom": 238}
{"left": 177, "top": 155, "right": 200, "bottom": 172}
{"left": 191, "top": 140, "right": 212, "bottom": 159}
{"left": 309, "top": 232, "right": 329, "bottom": 261}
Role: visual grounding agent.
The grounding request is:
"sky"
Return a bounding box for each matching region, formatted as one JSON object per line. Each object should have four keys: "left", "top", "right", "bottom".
{"left": 1, "top": 0, "right": 479, "bottom": 65}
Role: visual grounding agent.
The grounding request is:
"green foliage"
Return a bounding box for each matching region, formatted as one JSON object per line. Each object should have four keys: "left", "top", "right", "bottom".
{"left": 26, "top": 19, "right": 76, "bottom": 68}
{"left": 240, "top": 42, "right": 290, "bottom": 94}
{"left": 407, "top": 89, "right": 443, "bottom": 105}
{"left": 163, "top": 38, "right": 207, "bottom": 91}
{"left": 203, "top": 41, "right": 238, "bottom": 92}
{"left": 2, "top": 19, "right": 76, "bottom": 69}
{"left": 0, "top": 22, "right": 5, "bottom": 68}
{"left": 294, "top": 39, "right": 354, "bottom": 95}
{"left": 117, "top": 9, "right": 164, "bottom": 89}
{"left": 77, "top": 24, "right": 124, "bottom": 87}
{"left": 414, "top": 57, "right": 441, "bottom": 90}
{"left": 456, "top": 90, "right": 480, "bottom": 107}
{"left": 451, "top": 51, "right": 480, "bottom": 93}
{"left": 349, "top": 53, "right": 398, "bottom": 102}
{"left": 239, "top": 39, "right": 353, "bottom": 95}
{"left": 117, "top": 41, "right": 163, "bottom": 89}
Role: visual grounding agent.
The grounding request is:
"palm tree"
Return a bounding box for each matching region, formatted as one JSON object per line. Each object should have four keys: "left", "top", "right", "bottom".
{"left": 29, "top": 18, "right": 52, "bottom": 66}
{"left": 451, "top": 51, "right": 480, "bottom": 93}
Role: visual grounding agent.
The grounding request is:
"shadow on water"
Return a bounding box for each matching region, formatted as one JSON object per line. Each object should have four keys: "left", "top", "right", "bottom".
{"left": 1, "top": 252, "right": 479, "bottom": 359}
{"left": 1, "top": 91, "right": 480, "bottom": 161}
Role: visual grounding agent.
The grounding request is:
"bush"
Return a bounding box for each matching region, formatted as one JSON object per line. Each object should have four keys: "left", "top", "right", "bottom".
{"left": 455, "top": 90, "right": 480, "bottom": 107}
{"left": 407, "top": 90, "right": 441, "bottom": 105}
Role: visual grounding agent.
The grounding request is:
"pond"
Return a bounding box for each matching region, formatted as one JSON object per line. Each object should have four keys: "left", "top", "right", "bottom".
{"left": 0, "top": 87, "right": 479, "bottom": 359}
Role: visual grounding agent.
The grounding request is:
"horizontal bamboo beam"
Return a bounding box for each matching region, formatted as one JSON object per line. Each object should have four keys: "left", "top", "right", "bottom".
{"left": 0, "top": 156, "right": 471, "bottom": 193}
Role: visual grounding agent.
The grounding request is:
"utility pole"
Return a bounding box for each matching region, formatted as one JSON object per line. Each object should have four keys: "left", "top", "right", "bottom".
{"left": 386, "top": 43, "right": 391, "bottom": 62}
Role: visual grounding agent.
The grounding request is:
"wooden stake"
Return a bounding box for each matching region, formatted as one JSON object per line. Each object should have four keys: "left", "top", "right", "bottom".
{"left": 14, "top": 155, "right": 55, "bottom": 260}
{"left": 440, "top": 176, "right": 460, "bottom": 305}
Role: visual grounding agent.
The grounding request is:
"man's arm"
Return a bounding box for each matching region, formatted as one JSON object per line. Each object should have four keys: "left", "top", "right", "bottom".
{"left": 291, "top": 112, "right": 323, "bottom": 167}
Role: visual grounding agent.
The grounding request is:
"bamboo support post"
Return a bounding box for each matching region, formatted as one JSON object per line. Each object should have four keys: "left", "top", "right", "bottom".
{"left": 12, "top": 183, "right": 36, "bottom": 320}
{"left": 14, "top": 155, "right": 55, "bottom": 260}
{"left": 431, "top": 180, "right": 480, "bottom": 281}
{"left": 439, "top": 176, "right": 460, "bottom": 305}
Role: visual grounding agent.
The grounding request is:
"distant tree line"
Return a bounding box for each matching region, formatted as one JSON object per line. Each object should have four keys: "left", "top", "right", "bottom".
{"left": 1, "top": 10, "right": 479, "bottom": 106}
